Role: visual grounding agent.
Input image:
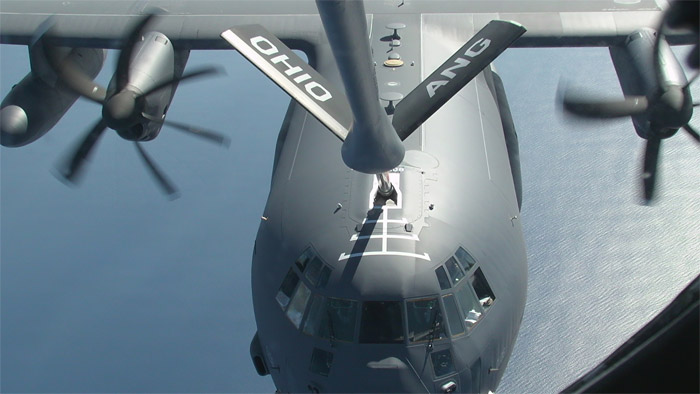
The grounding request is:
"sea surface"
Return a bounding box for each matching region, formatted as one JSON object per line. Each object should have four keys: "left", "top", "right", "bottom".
{"left": 2, "top": 43, "right": 698, "bottom": 393}
{"left": 496, "top": 47, "right": 700, "bottom": 393}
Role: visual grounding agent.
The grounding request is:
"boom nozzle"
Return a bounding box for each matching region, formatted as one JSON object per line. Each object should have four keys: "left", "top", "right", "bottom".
{"left": 316, "top": 0, "right": 405, "bottom": 175}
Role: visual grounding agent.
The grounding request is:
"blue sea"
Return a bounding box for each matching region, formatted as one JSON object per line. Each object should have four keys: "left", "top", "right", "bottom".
{"left": 1, "top": 43, "right": 698, "bottom": 393}
{"left": 497, "top": 47, "right": 700, "bottom": 393}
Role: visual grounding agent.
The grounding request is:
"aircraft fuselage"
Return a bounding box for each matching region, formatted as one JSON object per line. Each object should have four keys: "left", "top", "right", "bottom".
{"left": 251, "top": 14, "right": 527, "bottom": 393}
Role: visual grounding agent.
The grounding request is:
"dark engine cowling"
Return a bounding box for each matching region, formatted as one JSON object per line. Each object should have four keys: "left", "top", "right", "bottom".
{"left": 1, "top": 40, "right": 105, "bottom": 147}
{"left": 608, "top": 28, "right": 690, "bottom": 139}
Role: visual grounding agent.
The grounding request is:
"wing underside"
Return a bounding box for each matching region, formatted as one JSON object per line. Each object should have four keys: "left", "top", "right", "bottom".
{"left": 1, "top": 0, "right": 694, "bottom": 49}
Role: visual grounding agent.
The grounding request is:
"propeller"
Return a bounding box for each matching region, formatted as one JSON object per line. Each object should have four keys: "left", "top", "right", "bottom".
{"left": 561, "top": 18, "right": 698, "bottom": 204}
{"left": 45, "top": 14, "right": 228, "bottom": 197}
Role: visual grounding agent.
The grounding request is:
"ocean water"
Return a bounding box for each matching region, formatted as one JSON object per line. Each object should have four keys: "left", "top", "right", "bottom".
{"left": 1, "top": 43, "right": 698, "bottom": 394}
{"left": 495, "top": 47, "right": 700, "bottom": 393}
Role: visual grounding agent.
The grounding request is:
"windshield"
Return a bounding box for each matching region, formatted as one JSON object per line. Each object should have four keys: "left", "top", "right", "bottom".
{"left": 359, "top": 301, "right": 404, "bottom": 344}
{"left": 304, "top": 296, "right": 358, "bottom": 342}
{"left": 406, "top": 297, "right": 445, "bottom": 342}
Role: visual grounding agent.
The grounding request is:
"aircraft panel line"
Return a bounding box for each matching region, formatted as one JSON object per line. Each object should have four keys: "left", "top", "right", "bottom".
{"left": 288, "top": 112, "right": 308, "bottom": 180}
{"left": 475, "top": 78, "right": 492, "bottom": 180}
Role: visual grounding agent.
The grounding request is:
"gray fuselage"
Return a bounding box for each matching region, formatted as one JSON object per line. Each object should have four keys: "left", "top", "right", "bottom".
{"left": 251, "top": 14, "right": 527, "bottom": 393}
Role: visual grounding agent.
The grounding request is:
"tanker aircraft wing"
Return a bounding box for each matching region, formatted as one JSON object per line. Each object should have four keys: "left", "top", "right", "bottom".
{"left": 0, "top": 0, "right": 691, "bottom": 49}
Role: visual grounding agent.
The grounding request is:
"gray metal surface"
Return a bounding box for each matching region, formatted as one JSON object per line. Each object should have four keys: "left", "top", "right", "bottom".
{"left": 2, "top": 1, "right": 688, "bottom": 49}
{"left": 248, "top": 9, "right": 526, "bottom": 391}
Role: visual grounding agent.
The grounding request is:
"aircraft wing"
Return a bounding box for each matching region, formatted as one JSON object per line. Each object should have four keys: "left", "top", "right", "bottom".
{"left": 0, "top": 0, "right": 695, "bottom": 49}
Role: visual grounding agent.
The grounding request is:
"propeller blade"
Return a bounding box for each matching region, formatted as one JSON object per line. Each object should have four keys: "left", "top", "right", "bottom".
{"left": 642, "top": 136, "right": 661, "bottom": 203}
{"left": 137, "top": 67, "right": 224, "bottom": 98}
{"left": 683, "top": 124, "right": 700, "bottom": 143}
{"left": 685, "top": 72, "right": 699, "bottom": 89}
{"left": 133, "top": 142, "right": 179, "bottom": 198}
{"left": 58, "top": 118, "right": 108, "bottom": 182}
{"left": 116, "top": 14, "right": 157, "bottom": 92}
{"left": 141, "top": 112, "right": 230, "bottom": 147}
{"left": 43, "top": 39, "right": 107, "bottom": 103}
{"left": 163, "top": 119, "right": 231, "bottom": 147}
{"left": 562, "top": 93, "right": 649, "bottom": 119}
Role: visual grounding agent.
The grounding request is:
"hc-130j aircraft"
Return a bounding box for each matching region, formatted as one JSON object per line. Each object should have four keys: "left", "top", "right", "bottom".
{"left": 0, "top": 0, "right": 697, "bottom": 393}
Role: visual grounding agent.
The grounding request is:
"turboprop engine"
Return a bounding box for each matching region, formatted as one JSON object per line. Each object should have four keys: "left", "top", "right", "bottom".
{"left": 1, "top": 37, "right": 106, "bottom": 147}
{"left": 562, "top": 26, "right": 698, "bottom": 203}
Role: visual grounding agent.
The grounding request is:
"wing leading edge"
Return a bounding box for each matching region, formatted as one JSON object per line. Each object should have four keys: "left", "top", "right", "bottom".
{"left": 1, "top": 0, "right": 695, "bottom": 49}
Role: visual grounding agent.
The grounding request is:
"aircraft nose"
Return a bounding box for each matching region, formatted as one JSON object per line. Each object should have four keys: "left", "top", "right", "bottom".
{"left": 1, "top": 105, "right": 29, "bottom": 147}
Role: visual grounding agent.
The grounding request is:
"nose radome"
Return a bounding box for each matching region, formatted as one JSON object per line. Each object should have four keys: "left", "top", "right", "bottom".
{"left": 1, "top": 105, "right": 28, "bottom": 135}
{"left": 1, "top": 105, "right": 29, "bottom": 147}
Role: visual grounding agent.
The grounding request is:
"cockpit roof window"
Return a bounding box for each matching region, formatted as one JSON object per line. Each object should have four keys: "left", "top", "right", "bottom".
{"left": 295, "top": 248, "right": 314, "bottom": 272}
{"left": 295, "top": 247, "right": 331, "bottom": 289}
{"left": 435, "top": 266, "right": 451, "bottom": 290}
{"left": 286, "top": 281, "right": 311, "bottom": 328}
{"left": 406, "top": 297, "right": 445, "bottom": 343}
{"left": 276, "top": 268, "right": 299, "bottom": 309}
{"left": 445, "top": 256, "right": 465, "bottom": 285}
{"left": 359, "top": 301, "right": 404, "bottom": 344}
{"left": 455, "top": 247, "right": 476, "bottom": 272}
{"left": 304, "top": 256, "right": 324, "bottom": 286}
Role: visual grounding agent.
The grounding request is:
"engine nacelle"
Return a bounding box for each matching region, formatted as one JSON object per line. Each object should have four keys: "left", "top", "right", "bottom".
{"left": 609, "top": 28, "right": 690, "bottom": 138}
{"left": 1, "top": 42, "right": 105, "bottom": 147}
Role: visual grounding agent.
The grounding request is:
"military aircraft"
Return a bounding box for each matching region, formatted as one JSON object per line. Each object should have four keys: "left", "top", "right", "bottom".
{"left": 1, "top": 1, "right": 697, "bottom": 393}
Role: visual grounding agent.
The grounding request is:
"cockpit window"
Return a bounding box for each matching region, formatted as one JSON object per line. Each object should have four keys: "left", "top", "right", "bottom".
{"left": 455, "top": 284, "right": 483, "bottom": 328}
{"left": 304, "top": 256, "right": 324, "bottom": 286}
{"left": 435, "top": 266, "right": 451, "bottom": 290}
{"left": 286, "top": 281, "right": 311, "bottom": 328}
{"left": 442, "top": 294, "right": 465, "bottom": 336}
{"left": 295, "top": 248, "right": 332, "bottom": 289}
{"left": 276, "top": 268, "right": 300, "bottom": 309}
{"left": 471, "top": 268, "right": 496, "bottom": 309}
{"left": 359, "top": 301, "right": 404, "bottom": 344}
{"left": 431, "top": 248, "right": 496, "bottom": 333}
{"left": 303, "top": 295, "right": 325, "bottom": 336}
{"left": 303, "top": 296, "right": 358, "bottom": 342}
{"left": 455, "top": 247, "right": 476, "bottom": 272}
{"left": 406, "top": 298, "right": 445, "bottom": 343}
{"left": 445, "top": 256, "right": 465, "bottom": 285}
{"left": 317, "top": 266, "right": 331, "bottom": 288}
{"left": 295, "top": 248, "right": 314, "bottom": 272}
{"left": 327, "top": 298, "right": 358, "bottom": 342}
